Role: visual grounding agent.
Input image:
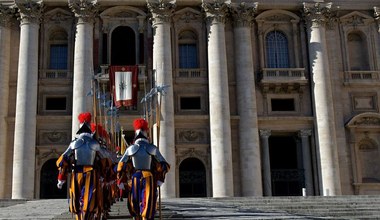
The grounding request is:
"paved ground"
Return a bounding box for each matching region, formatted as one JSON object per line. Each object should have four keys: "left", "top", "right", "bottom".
{"left": 1, "top": 196, "right": 380, "bottom": 220}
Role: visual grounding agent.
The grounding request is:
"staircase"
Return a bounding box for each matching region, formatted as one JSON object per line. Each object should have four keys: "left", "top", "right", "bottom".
{"left": 55, "top": 195, "right": 380, "bottom": 219}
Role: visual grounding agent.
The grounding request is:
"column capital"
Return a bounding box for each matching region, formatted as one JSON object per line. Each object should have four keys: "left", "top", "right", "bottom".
{"left": 147, "top": 0, "right": 176, "bottom": 25}
{"left": 15, "top": 0, "right": 43, "bottom": 25}
{"left": 302, "top": 2, "right": 337, "bottom": 29}
{"left": 0, "top": 4, "right": 15, "bottom": 27}
{"left": 202, "top": 0, "right": 230, "bottom": 25}
{"left": 298, "top": 129, "right": 312, "bottom": 138}
{"left": 231, "top": 2, "right": 258, "bottom": 28}
{"left": 374, "top": 6, "right": 380, "bottom": 33}
{"left": 68, "top": 0, "right": 98, "bottom": 23}
{"left": 259, "top": 129, "right": 271, "bottom": 138}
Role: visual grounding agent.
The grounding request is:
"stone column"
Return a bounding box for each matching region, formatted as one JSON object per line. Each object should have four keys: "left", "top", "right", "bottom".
{"left": 0, "top": 5, "right": 14, "bottom": 199}
{"left": 147, "top": 0, "right": 176, "bottom": 198}
{"left": 68, "top": 0, "right": 98, "bottom": 137}
{"left": 259, "top": 129, "right": 271, "bottom": 196}
{"left": 231, "top": 2, "right": 262, "bottom": 196}
{"left": 202, "top": 1, "right": 234, "bottom": 197}
{"left": 299, "top": 129, "right": 314, "bottom": 196}
{"left": 303, "top": 2, "right": 341, "bottom": 196}
{"left": 12, "top": 0, "right": 43, "bottom": 199}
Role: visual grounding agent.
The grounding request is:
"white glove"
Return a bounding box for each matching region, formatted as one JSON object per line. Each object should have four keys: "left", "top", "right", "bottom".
{"left": 118, "top": 182, "right": 125, "bottom": 190}
{"left": 57, "top": 180, "right": 66, "bottom": 189}
{"left": 157, "top": 181, "right": 164, "bottom": 187}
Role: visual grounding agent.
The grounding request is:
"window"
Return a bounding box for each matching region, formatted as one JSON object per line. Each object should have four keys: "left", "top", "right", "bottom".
{"left": 49, "top": 44, "right": 68, "bottom": 69}
{"left": 45, "top": 97, "right": 67, "bottom": 111}
{"left": 178, "top": 30, "right": 198, "bottom": 69}
{"left": 271, "top": 98, "right": 295, "bottom": 111}
{"left": 266, "top": 31, "right": 289, "bottom": 68}
{"left": 180, "top": 97, "right": 201, "bottom": 110}
{"left": 48, "top": 29, "right": 68, "bottom": 70}
{"left": 348, "top": 32, "right": 369, "bottom": 71}
{"left": 179, "top": 44, "right": 198, "bottom": 68}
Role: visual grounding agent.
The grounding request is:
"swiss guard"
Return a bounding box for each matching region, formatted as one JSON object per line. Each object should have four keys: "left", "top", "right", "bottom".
{"left": 56, "top": 112, "right": 104, "bottom": 220}
{"left": 117, "top": 118, "right": 170, "bottom": 220}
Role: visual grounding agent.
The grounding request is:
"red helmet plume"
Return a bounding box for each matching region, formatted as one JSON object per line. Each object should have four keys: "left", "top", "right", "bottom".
{"left": 78, "top": 112, "right": 92, "bottom": 124}
{"left": 133, "top": 118, "right": 149, "bottom": 131}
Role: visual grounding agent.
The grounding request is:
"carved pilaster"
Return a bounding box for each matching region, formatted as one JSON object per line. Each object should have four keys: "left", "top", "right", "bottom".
{"left": 302, "top": 2, "right": 337, "bottom": 29}
{"left": 15, "top": 0, "right": 43, "bottom": 25}
{"left": 147, "top": 0, "right": 176, "bottom": 25}
{"left": 231, "top": 2, "right": 258, "bottom": 28}
{"left": 0, "top": 5, "right": 15, "bottom": 27}
{"left": 68, "top": 0, "right": 98, "bottom": 23}
{"left": 202, "top": 0, "right": 230, "bottom": 25}
{"left": 374, "top": 7, "right": 380, "bottom": 33}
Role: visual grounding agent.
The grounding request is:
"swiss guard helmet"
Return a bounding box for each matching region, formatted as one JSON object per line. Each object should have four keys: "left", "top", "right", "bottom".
{"left": 76, "top": 112, "right": 92, "bottom": 134}
{"left": 133, "top": 118, "right": 149, "bottom": 140}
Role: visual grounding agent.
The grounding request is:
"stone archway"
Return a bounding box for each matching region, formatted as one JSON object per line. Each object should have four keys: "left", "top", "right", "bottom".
{"left": 179, "top": 157, "right": 207, "bottom": 197}
{"left": 40, "top": 158, "right": 66, "bottom": 199}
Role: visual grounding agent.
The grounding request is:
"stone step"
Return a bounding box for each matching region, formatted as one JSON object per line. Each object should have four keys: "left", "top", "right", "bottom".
{"left": 12, "top": 196, "right": 379, "bottom": 219}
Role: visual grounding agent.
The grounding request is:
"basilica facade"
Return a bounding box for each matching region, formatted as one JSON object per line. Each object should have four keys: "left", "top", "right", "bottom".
{"left": 0, "top": 0, "right": 380, "bottom": 199}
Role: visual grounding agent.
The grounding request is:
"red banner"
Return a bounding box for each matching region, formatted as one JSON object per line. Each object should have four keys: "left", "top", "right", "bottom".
{"left": 109, "top": 65, "right": 138, "bottom": 108}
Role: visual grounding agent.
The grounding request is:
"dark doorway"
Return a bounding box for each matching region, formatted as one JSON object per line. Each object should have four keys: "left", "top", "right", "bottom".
{"left": 111, "top": 26, "right": 136, "bottom": 65}
{"left": 179, "top": 157, "right": 207, "bottom": 197}
{"left": 40, "top": 158, "right": 67, "bottom": 199}
{"left": 269, "top": 136, "right": 303, "bottom": 196}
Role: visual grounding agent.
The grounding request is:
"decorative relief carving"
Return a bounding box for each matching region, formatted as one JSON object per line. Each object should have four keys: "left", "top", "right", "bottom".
{"left": 358, "top": 133, "right": 378, "bottom": 151}
{"left": 259, "top": 129, "right": 271, "bottom": 138}
{"left": 353, "top": 117, "right": 380, "bottom": 126}
{"left": 178, "top": 11, "right": 202, "bottom": 23}
{"left": 0, "top": 4, "right": 15, "bottom": 27}
{"left": 302, "top": 2, "right": 337, "bottom": 29}
{"left": 147, "top": 0, "right": 176, "bottom": 24}
{"left": 15, "top": 0, "right": 44, "bottom": 24}
{"left": 45, "top": 10, "right": 73, "bottom": 24}
{"left": 298, "top": 129, "right": 312, "bottom": 137}
{"left": 176, "top": 147, "right": 209, "bottom": 168}
{"left": 266, "top": 14, "right": 291, "bottom": 22}
{"left": 230, "top": 2, "right": 258, "bottom": 27}
{"left": 176, "top": 128, "right": 207, "bottom": 144}
{"left": 68, "top": 0, "right": 98, "bottom": 23}
{"left": 202, "top": 0, "right": 230, "bottom": 24}
{"left": 41, "top": 130, "right": 69, "bottom": 144}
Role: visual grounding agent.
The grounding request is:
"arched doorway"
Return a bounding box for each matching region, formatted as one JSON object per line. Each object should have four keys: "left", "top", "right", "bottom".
{"left": 111, "top": 26, "right": 136, "bottom": 65}
{"left": 40, "top": 158, "right": 67, "bottom": 199}
{"left": 269, "top": 135, "right": 303, "bottom": 196}
{"left": 179, "top": 157, "right": 207, "bottom": 197}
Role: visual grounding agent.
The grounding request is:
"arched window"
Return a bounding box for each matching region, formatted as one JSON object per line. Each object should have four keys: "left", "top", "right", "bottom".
{"left": 348, "top": 32, "right": 369, "bottom": 71}
{"left": 178, "top": 30, "right": 198, "bottom": 69}
{"left": 266, "top": 31, "right": 289, "bottom": 68}
{"left": 111, "top": 26, "right": 136, "bottom": 65}
{"left": 49, "top": 29, "right": 68, "bottom": 70}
